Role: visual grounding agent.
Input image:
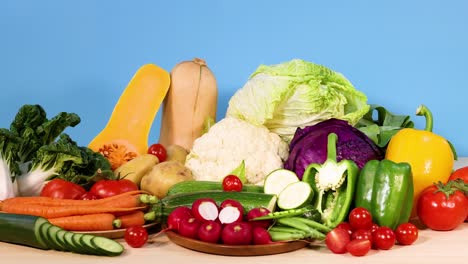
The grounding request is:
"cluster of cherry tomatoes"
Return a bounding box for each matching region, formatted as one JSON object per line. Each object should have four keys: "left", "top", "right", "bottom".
{"left": 325, "top": 207, "right": 418, "bottom": 257}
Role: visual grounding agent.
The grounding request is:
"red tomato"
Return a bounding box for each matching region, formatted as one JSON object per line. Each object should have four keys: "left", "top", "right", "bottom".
{"left": 79, "top": 192, "right": 99, "bottom": 200}
{"left": 417, "top": 183, "right": 468, "bottom": 231}
{"left": 351, "top": 229, "right": 373, "bottom": 243}
{"left": 346, "top": 239, "right": 371, "bottom": 257}
{"left": 222, "top": 175, "right": 243, "bottom": 192}
{"left": 448, "top": 167, "right": 468, "bottom": 222}
{"left": 89, "top": 179, "right": 138, "bottom": 198}
{"left": 40, "top": 179, "right": 86, "bottom": 199}
{"left": 395, "top": 223, "right": 418, "bottom": 245}
{"left": 336, "top": 222, "right": 353, "bottom": 236}
{"left": 372, "top": 226, "right": 395, "bottom": 250}
{"left": 348, "top": 207, "right": 373, "bottom": 230}
{"left": 124, "top": 226, "right": 148, "bottom": 248}
{"left": 448, "top": 166, "right": 468, "bottom": 183}
{"left": 147, "top": 143, "right": 167, "bottom": 162}
{"left": 325, "top": 227, "right": 350, "bottom": 254}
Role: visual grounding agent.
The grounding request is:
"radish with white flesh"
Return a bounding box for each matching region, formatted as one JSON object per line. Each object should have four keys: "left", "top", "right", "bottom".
{"left": 220, "top": 199, "right": 244, "bottom": 215}
{"left": 218, "top": 206, "right": 243, "bottom": 225}
{"left": 178, "top": 217, "right": 201, "bottom": 239}
{"left": 263, "top": 169, "right": 299, "bottom": 196}
{"left": 197, "top": 220, "right": 222, "bottom": 243}
{"left": 247, "top": 207, "right": 272, "bottom": 229}
{"left": 222, "top": 222, "right": 253, "bottom": 245}
{"left": 277, "top": 181, "right": 313, "bottom": 210}
{"left": 253, "top": 227, "right": 273, "bottom": 245}
{"left": 167, "top": 206, "right": 193, "bottom": 232}
{"left": 191, "top": 198, "right": 219, "bottom": 222}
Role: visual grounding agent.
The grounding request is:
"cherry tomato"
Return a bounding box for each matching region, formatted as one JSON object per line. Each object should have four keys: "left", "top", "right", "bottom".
{"left": 369, "top": 223, "right": 379, "bottom": 234}
{"left": 372, "top": 226, "right": 395, "bottom": 250}
{"left": 147, "top": 143, "right": 167, "bottom": 162}
{"left": 222, "top": 175, "right": 243, "bottom": 192}
{"left": 325, "top": 227, "right": 350, "bottom": 254}
{"left": 89, "top": 179, "right": 138, "bottom": 198}
{"left": 346, "top": 239, "right": 371, "bottom": 257}
{"left": 124, "top": 225, "right": 148, "bottom": 248}
{"left": 348, "top": 207, "right": 373, "bottom": 230}
{"left": 336, "top": 222, "right": 353, "bottom": 236}
{"left": 395, "top": 222, "right": 418, "bottom": 245}
{"left": 351, "top": 229, "right": 372, "bottom": 243}
{"left": 417, "top": 183, "right": 468, "bottom": 231}
{"left": 40, "top": 179, "right": 86, "bottom": 200}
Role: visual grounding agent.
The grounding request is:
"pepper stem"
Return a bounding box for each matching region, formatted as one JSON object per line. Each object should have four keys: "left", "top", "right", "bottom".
{"left": 326, "top": 133, "right": 338, "bottom": 162}
{"left": 415, "top": 104, "right": 433, "bottom": 132}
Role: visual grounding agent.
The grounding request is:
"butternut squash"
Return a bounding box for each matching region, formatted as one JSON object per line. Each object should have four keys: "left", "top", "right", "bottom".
{"left": 159, "top": 58, "right": 218, "bottom": 151}
{"left": 89, "top": 64, "right": 170, "bottom": 170}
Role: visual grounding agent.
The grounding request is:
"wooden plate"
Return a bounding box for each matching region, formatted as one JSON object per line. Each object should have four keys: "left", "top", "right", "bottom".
{"left": 165, "top": 230, "right": 309, "bottom": 256}
{"left": 74, "top": 223, "right": 158, "bottom": 239}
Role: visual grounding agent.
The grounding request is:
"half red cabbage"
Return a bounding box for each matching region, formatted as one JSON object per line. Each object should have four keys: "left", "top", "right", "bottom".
{"left": 284, "top": 118, "right": 383, "bottom": 179}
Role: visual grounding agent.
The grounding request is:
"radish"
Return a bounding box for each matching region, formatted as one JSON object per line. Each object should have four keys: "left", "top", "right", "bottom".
{"left": 221, "top": 222, "right": 253, "bottom": 245}
{"left": 220, "top": 199, "right": 244, "bottom": 215}
{"left": 218, "top": 206, "right": 243, "bottom": 225}
{"left": 191, "top": 198, "right": 219, "bottom": 222}
{"left": 252, "top": 227, "right": 273, "bottom": 245}
{"left": 246, "top": 207, "right": 272, "bottom": 229}
{"left": 167, "top": 206, "right": 193, "bottom": 232}
{"left": 197, "top": 220, "right": 222, "bottom": 243}
{"left": 178, "top": 217, "right": 201, "bottom": 239}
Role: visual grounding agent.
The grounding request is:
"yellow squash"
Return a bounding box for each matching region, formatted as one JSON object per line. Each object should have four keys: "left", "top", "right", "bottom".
{"left": 159, "top": 58, "right": 218, "bottom": 151}
{"left": 385, "top": 104, "right": 456, "bottom": 217}
{"left": 89, "top": 64, "right": 170, "bottom": 170}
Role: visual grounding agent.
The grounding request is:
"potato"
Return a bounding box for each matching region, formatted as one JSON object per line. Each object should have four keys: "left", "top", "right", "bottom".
{"left": 114, "top": 154, "right": 159, "bottom": 187}
{"left": 166, "top": 144, "right": 189, "bottom": 164}
{"left": 140, "top": 160, "right": 193, "bottom": 198}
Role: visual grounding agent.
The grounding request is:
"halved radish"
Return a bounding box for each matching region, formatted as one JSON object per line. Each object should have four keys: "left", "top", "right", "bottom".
{"left": 218, "top": 206, "right": 243, "bottom": 225}
{"left": 220, "top": 199, "right": 244, "bottom": 215}
{"left": 191, "top": 198, "right": 219, "bottom": 222}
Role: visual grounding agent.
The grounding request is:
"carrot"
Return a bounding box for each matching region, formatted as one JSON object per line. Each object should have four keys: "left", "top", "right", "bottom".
{"left": 0, "top": 190, "right": 155, "bottom": 209}
{"left": 1, "top": 202, "right": 145, "bottom": 218}
{"left": 113, "top": 210, "right": 146, "bottom": 229}
{"left": 48, "top": 213, "right": 116, "bottom": 231}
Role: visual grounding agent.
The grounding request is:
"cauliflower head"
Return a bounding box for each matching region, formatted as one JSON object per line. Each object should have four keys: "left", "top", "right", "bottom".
{"left": 185, "top": 117, "right": 289, "bottom": 185}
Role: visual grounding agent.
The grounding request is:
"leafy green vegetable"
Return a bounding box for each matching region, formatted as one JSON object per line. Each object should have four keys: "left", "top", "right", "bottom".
{"left": 226, "top": 59, "right": 370, "bottom": 143}
{"left": 356, "top": 104, "right": 414, "bottom": 149}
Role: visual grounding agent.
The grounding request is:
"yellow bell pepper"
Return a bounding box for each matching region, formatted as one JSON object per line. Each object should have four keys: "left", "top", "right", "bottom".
{"left": 385, "top": 104, "right": 456, "bottom": 217}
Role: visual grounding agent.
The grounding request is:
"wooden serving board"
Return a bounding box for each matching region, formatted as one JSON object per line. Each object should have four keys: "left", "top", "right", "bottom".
{"left": 165, "top": 230, "right": 310, "bottom": 256}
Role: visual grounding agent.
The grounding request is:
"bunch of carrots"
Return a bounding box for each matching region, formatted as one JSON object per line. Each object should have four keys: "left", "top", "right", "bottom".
{"left": 0, "top": 190, "right": 158, "bottom": 231}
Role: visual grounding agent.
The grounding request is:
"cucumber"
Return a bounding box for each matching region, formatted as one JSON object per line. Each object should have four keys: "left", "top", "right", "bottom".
{"left": 263, "top": 169, "right": 299, "bottom": 196}
{"left": 277, "top": 181, "right": 314, "bottom": 210}
{"left": 0, "top": 213, "right": 124, "bottom": 256}
{"left": 0, "top": 212, "right": 49, "bottom": 250}
{"left": 167, "top": 180, "right": 264, "bottom": 196}
{"left": 151, "top": 191, "right": 277, "bottom": 220}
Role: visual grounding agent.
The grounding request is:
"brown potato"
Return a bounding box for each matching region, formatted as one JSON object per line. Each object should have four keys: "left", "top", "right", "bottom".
{"left": 140, "top": 160, "right": 193, "bottom": 198}
{"left": 166, "top": 144, "right": 189, "bottom": 164}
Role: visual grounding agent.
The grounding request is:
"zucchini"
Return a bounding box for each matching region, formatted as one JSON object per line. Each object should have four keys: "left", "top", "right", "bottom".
{"left": 167, "top": 180, "right": 264, "bottom": 196}
{"left": 277, "top": 181, "right": 314, "bottom": 210}
{"left": 150, "top": 191, "right": 277, "bottom": 221}
{"left": 0, "top": 213, "right": 124, "bottom": 256}
{"left": 263, "top": 169, "right": 299, "bottom": 196}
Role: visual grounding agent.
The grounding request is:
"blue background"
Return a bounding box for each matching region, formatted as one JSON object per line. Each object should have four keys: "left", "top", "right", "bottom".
{"left": 1, "top": 0, "right": 467, "bottom": 156}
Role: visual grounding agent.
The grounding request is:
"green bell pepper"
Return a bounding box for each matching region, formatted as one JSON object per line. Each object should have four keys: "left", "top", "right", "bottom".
{"left": 355, "top": 159, "right": 414, "bottom": 230}
{"left": 302, "top": 133, "right": 359, "bottom": 228}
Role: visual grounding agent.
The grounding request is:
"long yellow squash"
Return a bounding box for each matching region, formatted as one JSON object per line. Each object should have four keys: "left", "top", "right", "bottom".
{"left": 89, "top": 64, "right": 170, "bottom": 170}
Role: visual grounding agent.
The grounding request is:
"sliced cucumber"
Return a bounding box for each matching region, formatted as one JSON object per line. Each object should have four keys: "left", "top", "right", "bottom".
{"left": 263, "top": 169, "right": 299, "bottom": 196}
{"left": 91, "top": 236, "right": 125, "bottom": 256}
{"left": 46, "top": 225, "right": 67, "bottom": 251}
{"left": 277, "top": 181, "right": 314, "bottom": 210}
{"left": 80, "top": 234, "right": 104, "bottom": 255}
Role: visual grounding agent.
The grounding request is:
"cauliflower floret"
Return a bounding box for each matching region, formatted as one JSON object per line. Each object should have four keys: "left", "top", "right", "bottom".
{"left": 185, "top": 117, "right": 289, "bottom": 185}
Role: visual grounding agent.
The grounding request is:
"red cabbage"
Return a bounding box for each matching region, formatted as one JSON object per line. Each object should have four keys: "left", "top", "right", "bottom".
{"left": 284, "top": 118, "right": 383, "bottom": 179}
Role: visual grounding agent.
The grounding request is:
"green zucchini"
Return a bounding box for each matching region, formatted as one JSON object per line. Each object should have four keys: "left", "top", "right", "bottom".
{"left": 277, "top": 181, "right": 314, "bottom": 210}
{"left": 149, "top": 191, "right": 277, "bottom": 221}
{"left": 167, "top": 180, "right": 264, "bottom": 196}
{"left": 0, "top": 213, "right": 124, "bottom": 256}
